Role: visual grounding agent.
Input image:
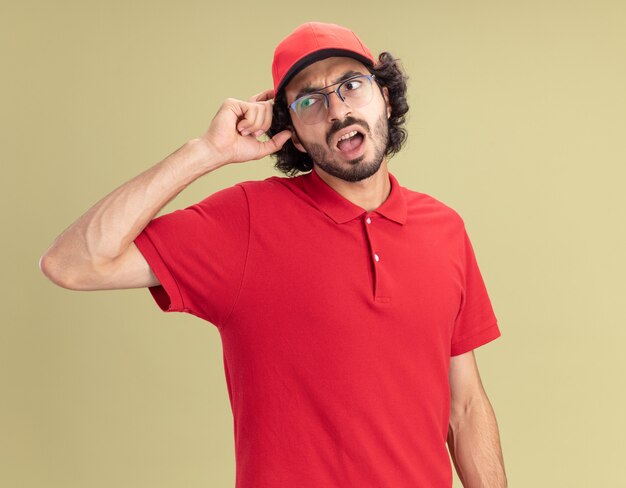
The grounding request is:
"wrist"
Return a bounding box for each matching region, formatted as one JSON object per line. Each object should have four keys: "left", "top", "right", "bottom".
{"left": 192, "top": 137, "right": 231, "bottom": 169}
{"left": 180, "top": 137, "right": 229, "bottom": 176}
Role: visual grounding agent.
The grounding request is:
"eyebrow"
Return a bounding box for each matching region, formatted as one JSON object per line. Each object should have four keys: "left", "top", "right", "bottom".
{"left": 293, "top": 70, "right": 368, "bottom": 101}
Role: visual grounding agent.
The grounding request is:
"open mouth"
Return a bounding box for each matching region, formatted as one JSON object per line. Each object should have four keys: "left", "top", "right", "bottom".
{"left": 336, "top": 130, "right": 365, "bottom": 156}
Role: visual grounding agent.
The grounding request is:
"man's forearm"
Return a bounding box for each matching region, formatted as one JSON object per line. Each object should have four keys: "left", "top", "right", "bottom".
{"left": 447, "top": 394, "right": 507, "bottom": 488}
{"left": 40, "top": 138, "right": 221, "bottom": 287}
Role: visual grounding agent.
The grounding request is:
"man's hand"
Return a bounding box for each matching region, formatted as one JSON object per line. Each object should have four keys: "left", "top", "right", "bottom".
{"left": 200, "top": 89, "right": 292, "bottom": 166}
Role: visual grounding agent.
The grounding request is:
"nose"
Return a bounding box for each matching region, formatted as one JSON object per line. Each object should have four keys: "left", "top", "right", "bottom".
{"left": 326, "top": 91, "right": 351, "bottom": 122}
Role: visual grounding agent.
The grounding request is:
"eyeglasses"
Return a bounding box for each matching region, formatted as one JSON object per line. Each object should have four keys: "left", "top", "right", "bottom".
{"left": 289, "top": 74, "right": 377, "bottom": 125}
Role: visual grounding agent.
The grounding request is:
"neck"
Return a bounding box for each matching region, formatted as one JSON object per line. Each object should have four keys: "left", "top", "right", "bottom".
{"left": 314, "top": 161, "right": 391, "bottom": 212}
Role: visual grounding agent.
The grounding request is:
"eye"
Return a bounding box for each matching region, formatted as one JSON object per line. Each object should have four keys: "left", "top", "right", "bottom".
{"left": 343, "top": 79, "right": 363, "bottom": 91}
{"left": 297, "top": 96, "right": 319, "bottom": 110}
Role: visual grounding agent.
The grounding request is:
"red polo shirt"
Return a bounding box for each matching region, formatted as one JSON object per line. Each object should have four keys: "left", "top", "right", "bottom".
{"left": 134, "top": 169, "right": 501, "bottom": 488}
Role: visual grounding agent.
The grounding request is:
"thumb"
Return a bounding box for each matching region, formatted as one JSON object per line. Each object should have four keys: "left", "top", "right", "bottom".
{"left": 257, "top": 129, "right": 292, "bottom": 157}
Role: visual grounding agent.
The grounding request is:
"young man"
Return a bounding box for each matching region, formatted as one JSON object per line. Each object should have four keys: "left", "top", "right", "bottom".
{"left": 41, "top": 22, "right": 507, "bottom": 488}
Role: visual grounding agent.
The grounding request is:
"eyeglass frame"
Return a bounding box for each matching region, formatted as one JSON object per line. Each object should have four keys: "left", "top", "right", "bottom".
{"left": 288, "top": 74, "right": 377, "bottom": 124}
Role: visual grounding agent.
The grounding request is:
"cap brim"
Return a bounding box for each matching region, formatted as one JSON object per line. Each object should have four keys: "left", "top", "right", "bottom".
{"left": 276, "top": 48, "right": 375, "bottom": 95}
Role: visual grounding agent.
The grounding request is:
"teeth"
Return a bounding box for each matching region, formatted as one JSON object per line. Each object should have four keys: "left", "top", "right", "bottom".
{"left": 338, "top": 130, "right": 358, "bottom": 142}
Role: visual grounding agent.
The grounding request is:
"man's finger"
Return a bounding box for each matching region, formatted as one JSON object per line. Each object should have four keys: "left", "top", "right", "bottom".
{"left": 249, "top": 88, "right": 275, "bottom": 103}
{"left": 257, "top": 129, "right": 292, "bottom": 157}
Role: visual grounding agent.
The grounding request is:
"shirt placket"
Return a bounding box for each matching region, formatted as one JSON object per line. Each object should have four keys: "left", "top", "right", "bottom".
{"left": 363, "top": 213, "right": 391, "bottom": 304}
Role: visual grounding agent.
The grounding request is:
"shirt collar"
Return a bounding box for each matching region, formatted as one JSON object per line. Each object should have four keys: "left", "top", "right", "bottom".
{"left": 300, "top": 168, "right": 407, "bottom": 225}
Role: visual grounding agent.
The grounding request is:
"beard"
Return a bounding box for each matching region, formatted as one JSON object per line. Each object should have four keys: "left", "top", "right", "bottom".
{"left": 297, "top": 112, "right": 390, "bottom": 183}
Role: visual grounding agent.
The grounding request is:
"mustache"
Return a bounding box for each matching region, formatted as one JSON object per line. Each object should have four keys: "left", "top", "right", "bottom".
{"left": 326, "top": 116, "right": 370, "bottom": 146}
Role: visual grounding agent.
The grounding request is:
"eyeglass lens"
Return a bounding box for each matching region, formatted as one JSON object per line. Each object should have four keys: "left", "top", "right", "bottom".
{"left": 293, "top": 76, "right": 374, "bottom": 124}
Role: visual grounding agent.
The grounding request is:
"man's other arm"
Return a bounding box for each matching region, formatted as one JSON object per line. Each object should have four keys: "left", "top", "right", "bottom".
{"left": 447, "top": 350, "right": 508, "bottom": 488}
{"left": 40, "top": 90, "right": 291, "bottom": 290}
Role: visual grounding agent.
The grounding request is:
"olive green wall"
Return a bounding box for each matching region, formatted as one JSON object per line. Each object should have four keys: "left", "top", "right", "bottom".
{"left": 2, "top": 0, "right": 625, "bottom": 486}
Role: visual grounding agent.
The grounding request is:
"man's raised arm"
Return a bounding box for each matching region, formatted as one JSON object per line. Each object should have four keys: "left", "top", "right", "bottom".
{"left": 39, "top": 90, "right": 291, "bottom": 291}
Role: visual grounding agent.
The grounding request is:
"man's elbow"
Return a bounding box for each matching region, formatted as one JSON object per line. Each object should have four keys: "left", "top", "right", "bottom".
{"left": 449, "top": 390, "right": 492, "bottom": 431}
{"left": 39, "top": 250, "right": 94, "bottom": 290}
{"left": 40, "top": 251, "right": 72, "bottom": 289}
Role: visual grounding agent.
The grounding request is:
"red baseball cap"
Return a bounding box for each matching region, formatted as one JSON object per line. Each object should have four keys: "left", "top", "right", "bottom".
{"left": 272, "top": 22, "right": 376, "bottom": 96}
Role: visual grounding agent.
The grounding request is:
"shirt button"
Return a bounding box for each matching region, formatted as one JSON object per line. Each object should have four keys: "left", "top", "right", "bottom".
{"left": 366, "top": 217, "right": 372, "bottom": 224}
{"left": 374, "top": 253, "right": 380, "bottom": 262}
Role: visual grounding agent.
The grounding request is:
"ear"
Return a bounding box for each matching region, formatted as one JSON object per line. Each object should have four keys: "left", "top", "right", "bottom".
{"left": 291, "top": 128, "right": 307, "bottom": 153}
{"left": 383, "top": 86, "right": 391, "bottom": 119}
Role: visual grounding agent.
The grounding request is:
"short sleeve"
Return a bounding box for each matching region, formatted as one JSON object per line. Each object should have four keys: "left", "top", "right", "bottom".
{"left": 450, "top": 225, "right": 501, "bottom": 356}
{"left": 134, "top": 184, "right": 249, "bottom": 328}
